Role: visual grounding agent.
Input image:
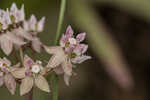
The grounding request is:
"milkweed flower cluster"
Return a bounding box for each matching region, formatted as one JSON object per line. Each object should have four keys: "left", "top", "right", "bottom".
{"left": 0, "top": 3, "right": 91, "bottom": 96}
{"left": 44, "top": 26, "right": 91, "bottom": 85}
{"left": 0, "top": 3, "right": 44, "bottom": 55}
{"left": 0, "top": 57, "right": 19, "bottom": 95}
{"left": 12, "top": 55, "right": 49, "bottom": 95}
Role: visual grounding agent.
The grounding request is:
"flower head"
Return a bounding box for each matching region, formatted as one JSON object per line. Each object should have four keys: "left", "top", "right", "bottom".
{"left": 59, "top": 25, "right": 91, "bottom": 64}
{"left": 0, "top": 3, "right": 45, "bottom": 55}
{"left": 45, "top": 25, "right": 91, "bottom": 85}
{"left": 23, "top": 14, "right": 45, "bottom": 33}
{"left": 10, "top": 3, "right": 25, "bottom": 23}
{"left": 12, "top": 55, "right": 50, "bottom": 96}
{"left": 23, "top": 15, "right": 45, "bottom": 53}
{"left": 0, "top": 57, "right": 17, "bottom": 95}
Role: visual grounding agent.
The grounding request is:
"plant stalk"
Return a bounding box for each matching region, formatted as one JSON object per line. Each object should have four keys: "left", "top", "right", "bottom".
{"left": 55, "top": 0, "right": 67, "bottom": 45}
{"left": 52, "top": 0, "right": 67, "bottom": 100}
{"left": 19, "top": 48, "right": 24, "bottom": 65}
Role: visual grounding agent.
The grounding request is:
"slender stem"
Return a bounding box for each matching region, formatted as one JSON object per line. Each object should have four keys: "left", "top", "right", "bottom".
{"left": 52, "top": 0, "right": 67, "bottom": 100}
{"left": 55, "top": 0, "right": 67, "bottom": 45}
{"left": 51, "top": 74, "right": 59, "bottom": 100}
{"left": 19, "top": 48, "right": 24, "bottom": 65}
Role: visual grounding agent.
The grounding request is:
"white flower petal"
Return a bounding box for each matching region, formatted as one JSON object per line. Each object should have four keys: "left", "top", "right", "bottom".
{"left": 64, "top": 74, "right": 71, "bottom": 86}
{"left": 61, "top": 60, "right": 72, "bottom": 76}
{"left": 3, "top": 57, "right": 11, "bottom": 66}
{"left": 0, "top": 76, "right": 4, "bottom": 87}
{"left": 14, "top": 28, "right": 33, "bottom": 41}
{"left": 11, "top": 68, "right": 26, "bottom": 79}
{"left": 69, "top": 38, "right": 76, "bottom": 45}
{"left": 31, "top": 65, "right": 40, "bottom": 73}
{"left": 24, "top": 55, "right": 34, "bottom": 68}
{"left": 71, "top": 55, "right": 91, "bottom": 64}
{"left": 54, "top": 67, "right": 64, "bottom": 75}
{"left": 35, "top": 75, "right": 50, "bottom": 92}
{"left": 6, "top": 32, "right": 26, "bottom": 45}
{"left": 10, "top": 3, "right": 18, "bottom": 13}
{"left": 76, "top": 32, "right": 86, "bottom": 42}
{"left": 20, "top": 76, "right": 34, "bottom": 96}
{"left": 44, "top": 46, "right": 63, "bottom": 54}
{"left": 0, "top": 34, "right": 13, "bottom": 55}
{"left": 47, "top": 55, "right": 64, "bottom": 68}
{"left": 19, "top": 4, "right": 25, "bottom": 21}
{"left": 4, "top": 74, "right": 16, "bottom": 95}
{"left": 45, "top": 46, "right": 68, "bottom": 68}
{"left": 81, "top": 44, "right": 88, "bottom": 54}
{"left": 23, "top": 21, "right": 29, "bottom": 31}
{"left": 32, "top": 37, "right": 42, "bottom": 53}
{"left": 29, "top": 14, "right": 37, "bottom": 30}
{"left": 66, "top": 25, "right": 73, "bottom": 36}
{"left": 37, "top": 17, "right": 45, "bottom": 32}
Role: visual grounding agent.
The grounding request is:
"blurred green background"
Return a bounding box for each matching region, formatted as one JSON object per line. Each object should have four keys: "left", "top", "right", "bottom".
{"left": 0, "top": 0, "right": 150, "bottom": 100}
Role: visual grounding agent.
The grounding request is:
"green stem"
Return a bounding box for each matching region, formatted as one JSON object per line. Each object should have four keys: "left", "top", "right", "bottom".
{"left": 55, "top": 0, "right": 67, "bottom": 45}
{"left": 19, "top": 48, "right": 24, "bottom": 65}
{"left": 51, "top": 74, "right": 59, "bottom": 100}
{"left": 52, "top": 0, "right": 67, "bottom": 100}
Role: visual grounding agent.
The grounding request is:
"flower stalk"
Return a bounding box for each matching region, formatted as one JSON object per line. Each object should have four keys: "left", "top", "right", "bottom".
{"left": 51, "top": 73, "right": 59, "bottom": 100}
{"left": 19, "top": 48, "right": 24, "bottom": 65}
{"left": 55, "top": 0, "right": 67, "bottom": 45}
{"left": 52, "top": 0, "right": 67, "bottom": 100}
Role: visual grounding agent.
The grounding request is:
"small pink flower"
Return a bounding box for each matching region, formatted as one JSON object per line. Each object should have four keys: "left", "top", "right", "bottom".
{"left": 45, "top": 26, "right": 91, "bottom": 85}
{"left": 10, "top": 3, "right": 25, "bottom": 23}
{"left": 0, "top": 32, "right": 26, "bottom": 55}
{"left": 0, "top": 3, "right": 45, "bottom": 55}
{"left": 12, "top": 55, "right": 50, "bottom": 96}
{"left": 24, "top": 14, "right": 45, "bottom": 33}
{"left": 0, "top": 57, "right": 17, "bottom": 95}
{"left": 0, "top": 9, "right": 11, "bottom": 30}
{"left": 44, "top": 46, "right": 73, "bottom": 86}
{"left": 60, "top": 25, "right": 74, "bottom": 47}
{"left": 65, "top": 44, "right": 74, "bottom": 53}
{"left": 66, "top": 25, "right": 73, "bottom": 37}
{"left": 23, "top": 15, "right": 45, "bottom": 53}
{"left": 76, "top": 32, "right": 86, "bottom": 42}
{"left": 73, "top": 44, "right": 88, "bottom": 55}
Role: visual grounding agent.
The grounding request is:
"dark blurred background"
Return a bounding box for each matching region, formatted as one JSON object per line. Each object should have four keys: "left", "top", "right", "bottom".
{"left": 0, "top": 0, "right": 150, "bottom": 100}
